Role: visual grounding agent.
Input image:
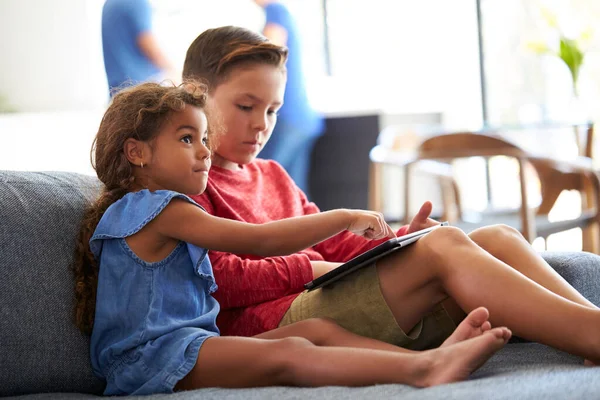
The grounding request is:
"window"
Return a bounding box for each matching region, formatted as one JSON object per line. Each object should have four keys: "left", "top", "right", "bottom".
{"left": 480, "top": 0, "right": 600, "bottom": 125}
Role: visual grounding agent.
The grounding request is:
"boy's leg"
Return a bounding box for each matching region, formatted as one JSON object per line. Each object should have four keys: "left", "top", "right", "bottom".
{"left": 270, "top": 309, "right": 491, "bottom": 352}
{"left": 376, "top": 226, "right": 600, "bottom": 362}
{"left": 468, "top": 224, "right": 597, "bottom": 309}
{"left": 279, "top": 264, "right": 457, "bottom": 350}
{"left": 175, "top": 323, "right": 510, "bottom": 390}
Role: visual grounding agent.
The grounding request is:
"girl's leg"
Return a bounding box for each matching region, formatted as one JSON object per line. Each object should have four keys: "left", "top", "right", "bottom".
{"left": 175, "top": 320, "right": 510, "bottom": 390}
{"left": 375, "top": 226, "right": 600, "bottom": 362}
{"left": 468, "top": 224, "right": 597, "bottom": 309}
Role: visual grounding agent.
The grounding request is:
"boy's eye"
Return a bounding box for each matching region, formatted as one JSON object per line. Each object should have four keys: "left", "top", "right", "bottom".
{"left": 267, "top": 109, "right": 279, "bottom": 116}
{"left": 202, "top": 137, "right": 208, "bottom": 146}
{"left": 180, "top": 135, "right": 192, "bottom": 144}
{"left": 237, "top": 104, "right": 252, "bottom": 111}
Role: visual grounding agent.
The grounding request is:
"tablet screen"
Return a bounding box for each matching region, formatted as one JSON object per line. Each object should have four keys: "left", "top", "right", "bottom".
{"left": 305, "top": 222, "right": 448, "bottom": 291}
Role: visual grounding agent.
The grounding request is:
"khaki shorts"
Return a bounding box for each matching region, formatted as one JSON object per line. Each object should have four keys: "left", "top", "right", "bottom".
{"left": 279, "top": 264, "right": 456, "bottom": 350}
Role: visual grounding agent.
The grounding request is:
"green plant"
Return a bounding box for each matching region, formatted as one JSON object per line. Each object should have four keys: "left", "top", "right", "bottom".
{"left": 526, "top": 5, "right": 594, "bottom": 96}
{"left": 0, "top": 94, "right": 16, "bottom": 113}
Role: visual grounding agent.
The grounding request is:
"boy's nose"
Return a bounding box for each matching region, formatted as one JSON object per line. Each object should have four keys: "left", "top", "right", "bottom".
{"left": 252, "top": 114, "right": 268, "bottom": 131}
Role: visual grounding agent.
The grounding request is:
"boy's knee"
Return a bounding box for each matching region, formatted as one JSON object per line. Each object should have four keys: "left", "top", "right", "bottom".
{"left": 469, "top": 224, "right": 523, "bottom": 252}
{"left": 275, "top": 335, "right": 314, "bottom": 350}
{"left": 293, "top": 318, "right": 344, "bottom": 345}
{"left": 420, "top": 226, "right": 470, "bottom": 253}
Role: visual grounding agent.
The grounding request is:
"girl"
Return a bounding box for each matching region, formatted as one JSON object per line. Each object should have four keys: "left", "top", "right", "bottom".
{"left": 181, "top": 26, "right": 600, "bottom": 362}
{"left": 73, "top": 81, "right": 511, "bottom": 395}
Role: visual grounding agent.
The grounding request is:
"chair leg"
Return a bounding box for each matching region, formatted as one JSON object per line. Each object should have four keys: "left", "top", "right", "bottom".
{"left": 368, "top": 162, "right": 382, "bottom": 213}
{"left": 582, "top": 172, "right": 600, "bottom": 254}
{"left": 518, "top": 158, "right": 536, "bottom": 242}
{"left": 440, "top": 176, "right": 460, "bottom": 223}
{"left": 403, "top": 164, "right": 412, "bottom": 225}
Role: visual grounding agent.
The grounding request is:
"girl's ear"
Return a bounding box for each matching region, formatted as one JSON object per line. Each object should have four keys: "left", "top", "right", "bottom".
{"left": 123, "top": 138, "right": 150, "bottom": 167}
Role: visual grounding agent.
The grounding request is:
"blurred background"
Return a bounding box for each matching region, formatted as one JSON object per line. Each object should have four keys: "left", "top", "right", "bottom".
{"left": 2, "top": 0, "right": 600, "bottom": 251}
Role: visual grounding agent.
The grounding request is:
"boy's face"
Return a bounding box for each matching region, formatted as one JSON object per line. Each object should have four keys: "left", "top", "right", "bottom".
{"left": 207, "top": 63, "right": 285, "bottom": 170}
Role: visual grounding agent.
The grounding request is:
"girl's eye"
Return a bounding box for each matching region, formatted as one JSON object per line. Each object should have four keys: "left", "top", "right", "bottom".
{"left": 267, "top": 109, "right": 279, "bottom": 116}
{"left": 180, "top": 135, "right": 192, "bottom": 144}
{"left": 202, "top": 137, "right": 208, "bottom": 146}
{"left": 237, "top": 104, "right": 252, "bottom": 111}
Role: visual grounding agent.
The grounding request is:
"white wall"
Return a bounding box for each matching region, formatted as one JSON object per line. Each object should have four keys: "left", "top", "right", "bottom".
{"left": 0, "top": 0, "right": 482, "bottom": 123}
{"left": 0, "top": 0, "right": 263, "bottom": 174}
{"left": 0, "top": 0, "right": 108, "bottom": 112}
{"left": 0, "top": 0, "right": 482, "bottom": 180}
{"left": 0, "top": 0, "right": 263, "bottom": 113}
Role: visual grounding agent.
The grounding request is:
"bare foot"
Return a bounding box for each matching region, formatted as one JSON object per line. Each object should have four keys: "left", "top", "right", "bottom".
{"left": 441, "top": 307, "right": 492, "bottom": 347}
{"left": 416, "top": 327, "right": 512, "bottom": 387}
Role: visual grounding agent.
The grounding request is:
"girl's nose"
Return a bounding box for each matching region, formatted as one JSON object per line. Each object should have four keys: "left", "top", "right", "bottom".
{"left": 197, "top": 144, "right": 211, "bottom": 159}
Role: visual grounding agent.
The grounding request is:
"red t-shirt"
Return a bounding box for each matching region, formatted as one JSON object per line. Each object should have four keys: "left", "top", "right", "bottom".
{"left": 191, "top": 159, "right": 408, "bottom": 336}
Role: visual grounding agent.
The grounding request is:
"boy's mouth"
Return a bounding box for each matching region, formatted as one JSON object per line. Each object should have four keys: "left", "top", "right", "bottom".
{"left": 193, "top": 165, "right": 210, "bottom": 173}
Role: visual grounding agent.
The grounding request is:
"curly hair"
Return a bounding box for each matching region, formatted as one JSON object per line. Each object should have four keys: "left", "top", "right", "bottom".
{"left": 72, "top": 81, "right": 212, "bottom": 335}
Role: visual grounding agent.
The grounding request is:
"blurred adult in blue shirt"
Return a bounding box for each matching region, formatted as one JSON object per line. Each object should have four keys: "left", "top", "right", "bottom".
{"left": 102, "top": 0, "right": 177, "bottom": 96}
{"left": 254, "top": 0, "right": 325, "bottom": 197}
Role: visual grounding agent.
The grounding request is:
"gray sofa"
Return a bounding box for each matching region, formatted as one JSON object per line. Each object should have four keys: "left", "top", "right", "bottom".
{"left": 2, "top": 170, "right": 600, "bottom": 399}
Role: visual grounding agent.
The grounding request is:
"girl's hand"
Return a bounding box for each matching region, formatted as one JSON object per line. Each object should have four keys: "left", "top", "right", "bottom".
{"left": 346, "top": 210, "right": 396, "bottom": 240}
{"left": 407, "top": 201, "right": 440, "bottom": 234}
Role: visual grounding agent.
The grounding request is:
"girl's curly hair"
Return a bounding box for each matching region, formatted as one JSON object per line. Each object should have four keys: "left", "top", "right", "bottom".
{"left": 72, "top": 81, "right": 214, "bottom": 335}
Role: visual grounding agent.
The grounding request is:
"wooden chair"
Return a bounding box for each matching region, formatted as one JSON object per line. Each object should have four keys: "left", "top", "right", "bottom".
{"left": 369, "top": 123, "right": 600, "bottom": 252}
{"left": 368, "top": 125, "right": 461, "bottom": 223}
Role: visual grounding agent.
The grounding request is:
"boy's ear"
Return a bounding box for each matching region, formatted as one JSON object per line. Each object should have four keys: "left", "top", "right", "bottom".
{"left": 123, "top": 138, "right": 150, "bottom": 167}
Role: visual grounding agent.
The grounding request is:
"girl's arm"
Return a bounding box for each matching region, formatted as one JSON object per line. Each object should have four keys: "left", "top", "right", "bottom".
{"left": 155, "top": 199, "right": 395, "bottom": 257}
{"left": 313, "top": 226, "right": 410, "bottom": 263}
{"left": 301, "top": 189, "right": 410, "bottom": 262}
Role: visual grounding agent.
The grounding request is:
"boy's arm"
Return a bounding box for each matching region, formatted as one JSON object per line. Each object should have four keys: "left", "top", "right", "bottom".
{"left": 156, "top": 199, "right": 394, "bottom": 256}
{"left": 209, "top": 250, "right": 314, "bottom": 309}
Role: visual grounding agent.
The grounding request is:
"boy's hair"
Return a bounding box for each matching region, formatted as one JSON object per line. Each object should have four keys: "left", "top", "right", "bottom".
{"left": 182, "top": 25, "right": 288, "bottom": 88}
{"left": 73, "top": 81, "right": 211, "bottom": 335}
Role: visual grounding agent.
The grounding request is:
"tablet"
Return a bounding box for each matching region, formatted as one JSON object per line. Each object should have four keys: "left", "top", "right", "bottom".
{"left": 304, "top": 222, "right": 449, "bottom": 291}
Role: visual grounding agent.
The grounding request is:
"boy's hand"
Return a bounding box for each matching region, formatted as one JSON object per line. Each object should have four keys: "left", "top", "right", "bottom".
{"left": 311, "top": 261, "right": 343, "bottom": 279}
{"left": 407, "top": 201, "right": 440, "bottom": 233}
{"left": 347, "top": 210, "right": 396, "bottom": 240}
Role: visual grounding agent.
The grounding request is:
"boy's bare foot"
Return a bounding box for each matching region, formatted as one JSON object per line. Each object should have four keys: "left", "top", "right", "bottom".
{"left": 416, "top": 327, "right": 512, "bottom": 387}
{"left": 441, "top": 307, "right": 492, "bottom": 347}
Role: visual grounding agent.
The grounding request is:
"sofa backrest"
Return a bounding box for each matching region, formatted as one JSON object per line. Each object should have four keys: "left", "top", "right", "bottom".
{"left": 0, "top": 171, "right": 105, "bottom": 396}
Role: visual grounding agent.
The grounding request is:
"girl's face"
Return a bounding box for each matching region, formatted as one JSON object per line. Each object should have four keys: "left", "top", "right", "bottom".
{"left": 143, "top": 105, "right": 211, "bottom": 195}
{"left": 208, "top": 64, "right": 285, "bottom": 170}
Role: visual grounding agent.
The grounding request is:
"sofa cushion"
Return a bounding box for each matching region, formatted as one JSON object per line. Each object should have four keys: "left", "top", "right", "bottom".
{"left": 0, "top": 171, "right": 104, "bottom": 396}
{"left": 4, "top": 344, "right": 600, "bottom": 400}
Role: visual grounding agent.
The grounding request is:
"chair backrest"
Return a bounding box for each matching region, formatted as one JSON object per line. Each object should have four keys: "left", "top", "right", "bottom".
{"left": 418, "top": 132, "right": 524, "bottom": 160}
{"left": 369, "top": 126, "right": 448, "bottom": 221}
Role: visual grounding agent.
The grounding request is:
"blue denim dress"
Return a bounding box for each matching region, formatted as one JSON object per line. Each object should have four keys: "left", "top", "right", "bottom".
{"left": 89, "top": 190, "right": 220, "bottom": 395}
